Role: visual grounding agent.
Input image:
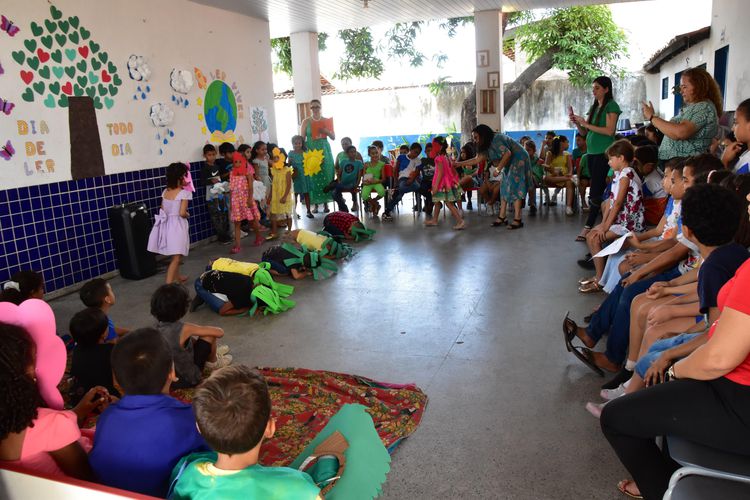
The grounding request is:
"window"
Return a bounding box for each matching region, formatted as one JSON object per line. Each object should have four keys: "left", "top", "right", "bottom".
{"left": 661, "top": 77, "right": 669, "bottom": 100}
{"left": 714, "top": 45, "right": 729, "bottom": 98}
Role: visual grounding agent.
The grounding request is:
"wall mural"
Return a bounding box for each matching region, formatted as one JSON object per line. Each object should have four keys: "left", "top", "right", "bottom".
{"left": 196, "top": 67, "right": 244, "bottom": 144}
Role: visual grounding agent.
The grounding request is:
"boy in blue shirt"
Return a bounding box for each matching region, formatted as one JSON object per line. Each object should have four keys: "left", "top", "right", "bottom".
{"left": 327, "top": 145, "right": 364, "bottom": 212}
{"left": 169, "top": 366, "right": 321, "bottom": 499}
{"left": 89, "top": 328, "right": 207, "bottom": 497}
{"left": 79, "top": 278, "right": 129, "bottom": 342}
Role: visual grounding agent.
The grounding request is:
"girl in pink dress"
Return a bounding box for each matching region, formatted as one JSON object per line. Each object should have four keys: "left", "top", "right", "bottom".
{"left": 230, "top": 152, "right": 263, "bottom": 253}
{"left": 147, "top": 163, "right": 193, "bottom": 284}
{"left": 426, "top": 136, "right": 465, "bottom": 230}
{"left": 0, "top": 301, "right": 113, "bottom": 480}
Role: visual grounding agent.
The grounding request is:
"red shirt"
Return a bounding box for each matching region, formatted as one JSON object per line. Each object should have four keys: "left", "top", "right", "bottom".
{"left": 709, "top": 258, "right": 750, "bottom": 384}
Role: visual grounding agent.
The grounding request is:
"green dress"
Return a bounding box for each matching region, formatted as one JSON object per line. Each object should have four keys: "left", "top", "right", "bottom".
{"left": 305, "top": 122, "right": 335, "bottom": 204}
{"left": 289, "top": 151, "right": 311, "bottom": 194}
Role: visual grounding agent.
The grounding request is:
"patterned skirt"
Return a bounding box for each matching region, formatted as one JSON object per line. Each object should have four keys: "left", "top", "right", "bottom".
{"left": 433, "top": 186, "right": 462, "bottom": 202}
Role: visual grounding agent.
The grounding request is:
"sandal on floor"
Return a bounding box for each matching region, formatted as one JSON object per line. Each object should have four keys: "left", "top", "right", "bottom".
{"left": 579, "top": 280, "right": 603, "bottom": 294}
{"left": 575, "top": 226, "right": 591, "bottom": 242}
{"left": 491, "top": 217, "right": 507, "bottom": 227}
{"left": 562, "top": 312, "right": 577, "bottom": 352}
{"left": 571, "top": 346, "right": 605, "bottom": 377}
{"left": 578, "top": 276, "right": 597, "bottom": 285}
{"left": 508, "top": 219, "right": 524, "bottom": 230}
{"left": 617, "top": 479, "right": 642, "bottom": 499}
{"left": 453, "top": 221, "right": 466, "bottom": 230}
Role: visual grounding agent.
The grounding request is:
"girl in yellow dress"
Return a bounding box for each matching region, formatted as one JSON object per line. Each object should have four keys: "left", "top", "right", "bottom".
{"left": 267, "top": 146, "right": 294, "bottom": 240}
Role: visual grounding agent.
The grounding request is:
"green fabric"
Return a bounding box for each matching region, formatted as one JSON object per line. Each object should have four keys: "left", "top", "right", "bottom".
{"left": 252, "top": 285, "right": 296, "bottom": 315}
{"left": 306, "top": 122, "right": 335, "bottom": 205}
{"left": 280, "top": 243, "right": 338, "bottom": 280}
{"left": 350, "top": 226, "right": 376, "bottom": 242}
{"left": 657, "top": 101, "right": 718, "bottom": 160}
{"left": 168, "top": 451, "right": 320, "bottom": 500}
{"left": 579, "top": 153, "right": 590, "bottom": 178}
{"left": 252, "top": 263, "right": 295, "bottom": 298}
{"left": 364, "top": 161, "right": 384, "bottom": 182}
{"left": 290, "top": 404, "right": 391, "bottom": 500}
{"left": 586, "top": 99, "right": 621, "bottom": 154}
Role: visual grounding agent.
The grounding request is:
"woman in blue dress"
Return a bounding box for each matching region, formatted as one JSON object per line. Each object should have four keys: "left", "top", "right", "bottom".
{"left": 456, "top": 124, "right": 532, "bottom": 229}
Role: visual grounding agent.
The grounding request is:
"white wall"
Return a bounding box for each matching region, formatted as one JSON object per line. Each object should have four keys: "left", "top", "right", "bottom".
{"left": 646, "top": 41, "right": 709, "bottom": 120}
{"left": 0, "top": 0, "right": 276, "bottom": 189}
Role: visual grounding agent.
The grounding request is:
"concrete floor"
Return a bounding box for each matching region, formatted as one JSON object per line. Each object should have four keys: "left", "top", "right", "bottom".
{"left": 49, "top": 200, "right": 626, "bottom": 499}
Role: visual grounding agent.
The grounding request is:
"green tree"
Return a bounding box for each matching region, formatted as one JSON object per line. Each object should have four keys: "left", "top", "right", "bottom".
{"left": 270, "top": 33, "right": 328, "bottom": 75}
{"left": 333, "top": 28, "right": 384, "bottom": 80}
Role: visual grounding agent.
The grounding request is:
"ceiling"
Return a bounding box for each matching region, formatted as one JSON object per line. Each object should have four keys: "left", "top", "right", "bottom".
{"left": 191, "top": 0, "right": 637, "bottom": 38}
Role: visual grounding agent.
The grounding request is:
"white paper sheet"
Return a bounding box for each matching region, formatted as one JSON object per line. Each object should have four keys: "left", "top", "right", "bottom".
{"left": 592, "top": 232, "right": 633, "bottom": 259}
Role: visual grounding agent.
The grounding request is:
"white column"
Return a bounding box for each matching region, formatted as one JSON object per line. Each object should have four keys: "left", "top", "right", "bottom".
{"left": 474, "top": 10, "right": 503, "bottom": 131}
{"left": 290, "top": 32, "right": 321, "bottom": 126}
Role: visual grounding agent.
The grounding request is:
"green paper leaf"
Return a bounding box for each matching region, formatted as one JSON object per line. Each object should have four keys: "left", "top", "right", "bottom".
{"left": 68, "top": 16, "right": 79, "bottom": 29}
{"left": 43, "top": 93, "right": 55, "bottom": 108}
{"left": 97, "top": 83, "right": 108, "bottom": 96}
{"left": 80, "top": 27, "right": 90, "bottom": 40}
{"left": 90, "top": 58, "right": 101, "bottom": 70}
{"left": 33, "top": 81, "right": 46, "bottom": 95}
{"left": 24, "top": 39, "right": 37, "bottom": 53}
{"left": 58, "top": 20, "right": 69, "bottom": 33}
{"left": 65, "top": 48, "right": 76, "bottom": 61}
{"left": 52, "top": 66, "right": 64, "bottom": 79}
{"left": 107, "top": 61, "right": 116, "bottom": 74}
{"left": 108, "top": 84, "right": 118, "bottom": 96}
{"left": 55, "top": 33, "right": 67, "bottom": 47}
{"left": 89, "top": 40, "right": 100, "bottom": 53}
{"left": 112, "top": 74, "right": 122, "bottom": 86}
{"left": 73, "top": 84, "right": 83, "bottom": 96}
{"left": 76, "top": 59, "right": 87, "bottom": 73}
{"left": 64, "top": 65, "right": 75, "bottom": 78}
{"left": 104, "top": 96, "right": 114, "bottom": 109}
{"left": 27, "top": 56, "right": 40, "bottom": 70}
{"left": 50, "top": 5, "right": 63, "bottom": 20}
{"left": 88, "top": 71, "right": 99, "bottom": 84}
{"left": 11, "top": 50, "right": 25, "bottom": 65}
{"left": 38, "top": 66, "right": 51, "bottom": 79}
{"left": 85, "top": 86, "right": 95, "bottom": 98}
{"left": 51, "top": 49, "right": 62, "bottom": 63}
{"left": 45, "top": 19, "right": 57, "bottom": 33}
{"left": 77, "top": 75, "right": 88, "bottom": 87}
{"left": 30, "top": 21, "right": 43, "bottom": 36}
{"left": 98, "top": 51, "right": 108, "bottom": 63}
{"left": 21, "top": 88, "right": 34, "bottom": 102}
{"left": 68, "top": 31, "right": 79, "bottom": 44}
{"left": 49, "top": 81, "right": 61, "bottom": 95}
{"left": 41, "top": 35, "right": 53, "bottom": 49}
{"left": 94, "top": 96, "right": 103, "bottom": 109}
{"left": 58, "top": 94, "right": 69, "bottom": 107}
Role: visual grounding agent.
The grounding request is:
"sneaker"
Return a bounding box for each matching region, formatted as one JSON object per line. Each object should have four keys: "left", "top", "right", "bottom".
{"left": 585, "top": 401, "right": 607, "bottom": 419}
{"left": 565, "top": 207, "right": 574, "bottom": 216}
{"left": 601, "top": 367, "right": 633, "bottom": 390}
{"left": 216, "top": 344, "right": 230, "bottom": 356}
{"left": 240, "top": 230, "right": 249, "bottom": 239}
{"left": 600, "top": 384, "right": 627, "bottom": 401}
{"left": 189, "top": 295, "right": 204, "bottom": 312}
{"left": 382, "top": 213, "right": 393, "bottom": 221}
{"left": 206, "top": 353, "right": 233, "bottom": 371}
{"left": 219, "top": 238, "right": 232, "bottom": 245}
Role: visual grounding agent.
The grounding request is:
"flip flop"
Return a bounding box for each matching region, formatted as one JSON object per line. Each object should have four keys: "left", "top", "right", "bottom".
{"left": 579, "top": 281, "right": 603, "bottom": 294}
{"left": 562, "top": 311, "right": 577, "bottom": 352}
{"left": 571, "top": 346, "right": 605, "bottom": 377}
{"left": 578, "top": 276, "right": 597, "bottom": 285}
{"left": 617, "top": 479, "right": 643, "bottom": 499}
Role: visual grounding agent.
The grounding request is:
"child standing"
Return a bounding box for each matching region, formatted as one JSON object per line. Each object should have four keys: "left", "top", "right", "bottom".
{"left": 230, "top": 152, "right": 263, "bottom": 252}
{"left": 584, "top": 140, "right": 644, "bottom": 291}
{"left": 147, "top": 162, "right": 192, "bottom": 284}
{"left": 525, "top": 140, "right": 541, "bottom": 215}
{"left": 289, "top": 135, "right": 312, "bottom": 219}
{"left": 151, "top": 283, "right": 231, "bottom": 389}
{"left": 267, "top": 147, "right": 294, "bottom": 240}
{"left": 199, "top": 144, "right": 231, "bottom": 244}
{"left": 426, "top": 136, "right": 465, "bottom": 230}
{"left": 168, "top": 366, "right": 321, "bottom": 499}
{"left": 361, "top": 145, "right": 386, "bottom": 218}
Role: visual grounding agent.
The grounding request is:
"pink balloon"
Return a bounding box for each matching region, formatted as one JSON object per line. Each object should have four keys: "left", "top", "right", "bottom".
{"left": 0, "top": 299, "right": 66, "bottom": 410}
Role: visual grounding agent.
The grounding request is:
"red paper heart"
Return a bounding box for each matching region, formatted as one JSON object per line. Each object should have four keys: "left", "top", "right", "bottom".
{"left": 20, "top": 70, "right": 33, "bottom": 84}
{"left": 101, "top": 70, "right": 111, "bottom": 83}
{"left": 78, "top": 45, "right": 89, "bottom": 58}
{"left": 62, "top": 81, "right": 73, "bottom": 95}
{"left": 36, "top": 48, "right": 50, "bottom": 63}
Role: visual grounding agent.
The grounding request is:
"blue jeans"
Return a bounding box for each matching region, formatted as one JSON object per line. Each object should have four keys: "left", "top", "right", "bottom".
{"left": 586, "top": 266, "right": 682, "bottom": 364}
{"left": 385, "top": 178, "right": 420, "bottom": 214}
{"left": 634, "top": 333, "right": 702, "bottom": 378}
{"left": 332, "top": 183, "right": 358, "bottom": 212}
{"left": 194, "top": 276, "right": 226, "bottom": 314}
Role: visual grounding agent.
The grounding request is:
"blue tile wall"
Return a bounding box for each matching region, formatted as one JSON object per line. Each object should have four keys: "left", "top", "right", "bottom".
{"left": 0, "top": 162, "right": 213, "bottom": 294}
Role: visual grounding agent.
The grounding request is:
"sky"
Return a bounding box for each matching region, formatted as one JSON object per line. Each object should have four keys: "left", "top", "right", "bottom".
{"left": 272, "top": 0, "right": 712, "bottom": 92}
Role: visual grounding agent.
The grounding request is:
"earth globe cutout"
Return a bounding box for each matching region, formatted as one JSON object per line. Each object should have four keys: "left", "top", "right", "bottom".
{"left": 203, "top": 80, "right": 238, "bottom": 143}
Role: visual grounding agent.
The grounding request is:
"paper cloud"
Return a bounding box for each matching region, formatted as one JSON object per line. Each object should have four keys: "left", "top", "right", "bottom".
{"left": 149, "top": 103, "right": 174, "bottom": 127}
{"left": 127, "top": 55, "right": 152, "bottom": 82}
{"left": 170, "top": 69, "right": 194, "bottom": 94}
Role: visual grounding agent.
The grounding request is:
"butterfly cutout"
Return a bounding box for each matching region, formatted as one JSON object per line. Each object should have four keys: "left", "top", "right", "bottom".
{"left": 0, "top": 15, "right": 20, "bottom": 37}
{"left": 0, "top": 140, "right": 15, "bottom": 161}
{"left": 0, "top": 98, "right": 15, "bottom": 115}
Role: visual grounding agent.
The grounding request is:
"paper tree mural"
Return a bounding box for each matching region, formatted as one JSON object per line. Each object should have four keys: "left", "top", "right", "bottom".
{"left": 250, "top": 106, "right": 270, "bottom": 142}
{"left": 12, "top": 4, "right": 123, "bottom": 110}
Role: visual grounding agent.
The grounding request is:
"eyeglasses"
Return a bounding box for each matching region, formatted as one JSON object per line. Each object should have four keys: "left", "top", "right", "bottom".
{"left": 311, "top": 106, "right": 321, "bottom": 109}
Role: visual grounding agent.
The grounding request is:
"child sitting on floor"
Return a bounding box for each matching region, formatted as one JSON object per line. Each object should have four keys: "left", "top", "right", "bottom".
{"left": 151, "top": 283, "right": 231, "bottom": 389}
{"left": 79, "top": 278, "right": 129, "bottom": 342}
{"left": 69, "top": 307, "right": 120, "bottom": 403}
{"left": 89, "top": 328, "right": 208, "bottom": 497}
{"left": 0, "top": 270, "right": 45, "bottom": 304}
{"left": 168, "top": 365, "right": 322, "bottom": 500}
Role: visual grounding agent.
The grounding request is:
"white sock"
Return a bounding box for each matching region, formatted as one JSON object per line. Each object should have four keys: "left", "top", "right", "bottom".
{"left": 625, "top": 360, "right": 636, "bottom": 371}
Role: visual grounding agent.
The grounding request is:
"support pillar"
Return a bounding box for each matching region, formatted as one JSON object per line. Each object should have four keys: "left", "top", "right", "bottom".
{"left": 290, "top": 32, "right": 321, "bottom": 127}
{"left": 474, "top": 10, "right": 503, "bottom": 131}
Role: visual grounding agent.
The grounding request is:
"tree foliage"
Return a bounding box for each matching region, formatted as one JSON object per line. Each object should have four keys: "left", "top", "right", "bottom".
{"left": 383, "top": 22, "right": 425, "bottom": 67}
{"left": 270, "top": 33, "right": 328, "bottom": 75}
{"left": 515, "top": 6, "right": 627, "bottom": 87}
{"left": 333, "top": 28, "right": 384, "bottom": 80}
